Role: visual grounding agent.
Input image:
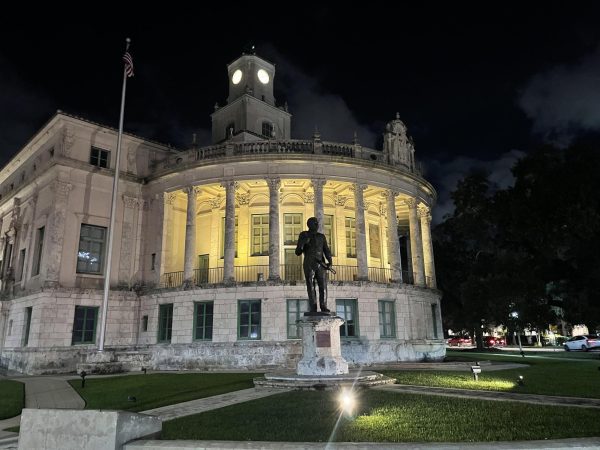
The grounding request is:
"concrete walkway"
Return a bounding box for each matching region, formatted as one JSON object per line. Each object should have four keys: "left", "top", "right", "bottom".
{"left": 141, "top": 388, "right": 284, "bottom": 421}
{"left": 0, "top": 376, "right": 84, "bottom": 442}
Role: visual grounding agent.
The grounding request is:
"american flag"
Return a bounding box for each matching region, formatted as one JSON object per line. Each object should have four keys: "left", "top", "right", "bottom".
{"left": 123, "top": 51, "right": 134, "bottom": 77}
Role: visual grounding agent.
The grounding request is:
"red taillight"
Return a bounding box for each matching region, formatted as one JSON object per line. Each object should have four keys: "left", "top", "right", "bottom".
{"left": 588, "top": 339, "right": 596, "bottom": 344}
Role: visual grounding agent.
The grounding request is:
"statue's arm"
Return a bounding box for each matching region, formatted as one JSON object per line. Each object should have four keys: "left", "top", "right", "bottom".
{"left": 295, "top": 231, "right": 308, "bottom": 256}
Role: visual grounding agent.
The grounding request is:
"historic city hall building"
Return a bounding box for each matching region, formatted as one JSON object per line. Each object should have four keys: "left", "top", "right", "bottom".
{"left": 0, "top": 53, "right": 444, "bottom": 374}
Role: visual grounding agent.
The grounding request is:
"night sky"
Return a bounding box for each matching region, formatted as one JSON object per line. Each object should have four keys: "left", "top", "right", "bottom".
{"left": 2, "top": 4, "right": 600, "bottom": 222}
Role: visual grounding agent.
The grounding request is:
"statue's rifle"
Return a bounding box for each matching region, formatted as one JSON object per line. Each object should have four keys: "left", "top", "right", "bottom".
{"left": 318, "top": 261, "right": 336, "bottom": 275}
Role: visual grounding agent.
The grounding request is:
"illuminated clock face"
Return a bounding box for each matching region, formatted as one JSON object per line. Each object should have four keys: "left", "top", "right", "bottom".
{"left": 232, "top": 69, "right": 243, "bottom": 85}
{"left": 257, "top": 69, "right": 269, "bottom": 84}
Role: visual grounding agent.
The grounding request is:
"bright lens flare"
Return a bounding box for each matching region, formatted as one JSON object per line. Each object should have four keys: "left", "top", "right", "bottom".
{"left": 338, "top": 389, "right": 356, "bottom": 413}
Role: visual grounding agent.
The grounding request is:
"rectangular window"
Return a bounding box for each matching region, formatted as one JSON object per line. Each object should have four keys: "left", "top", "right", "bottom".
{"left": 251, "top": 215, "right": 269, "bottom": 256}
{"left": 238, "top": 299, "right": 261, "bottom": 340}
{"left": 323, "top": 215, "right": 335, "bottom": 255}
{"left": 378, "top": 300, "right": 396, "bottom": 338}
{"left": 23, "top": 306, "right": 32, "bottom": 346}
{"left": 142, "top": 315, "right": 148, "bottom": 332}
{"left": 77, "top": 224, "right": 107, "bottom": 274}
{"left": 287, "top": 299, "right": 309, "bottom": 339}
{"left": 2, "top": 243, "right": 13, "bottom": 277}
{"left": 72, "top": 306, "right": 98, "bottom": 345}
{"left": 90, "top": 147, "right": 110, "bottom": 168}
{"left": 345, "top": 217, "right": 356, "bottom": 257}
{"left": 16, "top": 248, "right": 26, "bottom": 281}
{"left": 336, "top": 299, "right": 358, "bottom": 338}
{"left": 369, "top": 223, "right": 381, "bottom": 259}
{"left": 431, "top": 304, "right": 439, "bottom": 339}
{"left": 151, "top": 253, "right": 156, "bottom": 270}
{"left": 32, "top": 227, "right": 44, "bottom": 276}
{"left": 283, "top": 213, "right": 303, "bottom": 245}
{"left": 221, "top": 216, "right": 238, "bottom": 257}
{"left": 158, "top": 304, "right": 173, "bottom": 343}
{"left": 194, "top": 302, "right": 214, "bottom": 340}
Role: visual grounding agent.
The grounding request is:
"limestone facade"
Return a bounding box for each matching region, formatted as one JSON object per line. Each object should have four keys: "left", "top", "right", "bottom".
{"left": 0, "top": 52, "right": 444, "bottom": 374}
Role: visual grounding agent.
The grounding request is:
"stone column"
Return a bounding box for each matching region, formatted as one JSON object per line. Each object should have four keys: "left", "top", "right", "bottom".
{"left": 419, "top": 207, "right": 437, "bottom": 288}
{"left": 44, "top": 180, "right": 72, "bottom": 287}
{"left": 311, "top": 178, "right": 326, "bottom": 232}
{"left": 183, "top": 186, "right": 199, "bottom": 288}
{"left": 351, "top": 183, "right": 368, "bottom": 281}
{"left": 405, "top": 198, "right": 425, "bottom": 286}
{"left": 384, "top": 190, "right": 403, "bottom": 282}
{"left": 222, "top": 180, "right": 237, "bottom": 283}
{"left": 160, "top": 192, "right": 177, "bottom": 284}
{"left": 267, "top": 177, "right": 281, "bottom": 280}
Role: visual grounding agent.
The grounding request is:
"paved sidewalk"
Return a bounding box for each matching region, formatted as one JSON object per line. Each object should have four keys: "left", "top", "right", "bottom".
{"left": 141, "top": 388, "right": 285, "bottom": 421}
{"left": 0, "top": 376, "right": 84, "bottom": 441}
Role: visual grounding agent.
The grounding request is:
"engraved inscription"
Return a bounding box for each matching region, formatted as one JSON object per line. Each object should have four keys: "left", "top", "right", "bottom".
{"left": 316, "top": 331, "right": 331, "bottom": 348}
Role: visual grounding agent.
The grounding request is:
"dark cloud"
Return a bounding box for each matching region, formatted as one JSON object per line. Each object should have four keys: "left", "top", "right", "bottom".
{"left": 260, "top": 45, "right": 378, "bottom": 148}
{"left": 424, "top": 149, "right": 526, "bottom": 224}
{"left": 518, "top": 44, "right": 600, "bottom": 145}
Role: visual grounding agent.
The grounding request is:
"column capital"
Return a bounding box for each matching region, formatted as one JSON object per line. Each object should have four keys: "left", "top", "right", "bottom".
{"left": 220, "top": 180, "right": 238, "bottom": 191}
{"left": 404, "top": 197, "right": 418, "bottom": 209}
{"left": 349, "top": 183, "right": 368, "bottom": 193}
{"left": 381, "top": 189, "right": 400, "bottom": 199}
{"left": 266, "top": 177, "right": 281, "bottom": 190}
{"left": 418, "top": 206, "right": 432, "bottom": 222}
{"left": 310, "top": 177, "right": 326, "bottom": 189}
{"left": 185, "top": 185, "right": 202, "bottom": 196}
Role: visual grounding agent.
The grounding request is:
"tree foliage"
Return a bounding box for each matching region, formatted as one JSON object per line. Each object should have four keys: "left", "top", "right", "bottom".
{"left": 434, "top": 141, "right": 600, "bottom": 340}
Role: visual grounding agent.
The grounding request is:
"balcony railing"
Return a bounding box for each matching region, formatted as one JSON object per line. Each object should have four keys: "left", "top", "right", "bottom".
{"left": 159, "top": 265, "right": 423, "bottom": 289}
{"left": 155, "top": 139, "right": 423, "bottom": 176}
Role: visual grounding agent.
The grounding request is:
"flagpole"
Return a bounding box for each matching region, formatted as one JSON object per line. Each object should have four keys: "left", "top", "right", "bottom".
{"left": 98, "top": 37, "right": 131, "bottom": 352}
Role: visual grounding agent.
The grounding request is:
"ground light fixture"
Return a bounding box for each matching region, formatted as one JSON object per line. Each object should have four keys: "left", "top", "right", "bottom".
{"left": 517, "top": 375, "right": 524, "bottom": 386}
{"left": 338, "top": 388, "right": 356, "bottom": 415}
{"left": 80, "top": 370, "right": 87, "bottom": 388}
{"left": 471, "top": 362, "right": 482, "bottom": 381}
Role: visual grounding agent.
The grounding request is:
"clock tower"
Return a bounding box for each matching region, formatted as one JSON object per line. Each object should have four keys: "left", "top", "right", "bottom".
{"left": 211, "top": 52, "right": 292, "bottom": 144}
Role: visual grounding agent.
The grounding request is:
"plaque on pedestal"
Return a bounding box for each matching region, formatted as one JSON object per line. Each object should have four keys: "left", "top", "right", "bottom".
{"left": 296, "top": 315, "right": 349, "bottom": 376}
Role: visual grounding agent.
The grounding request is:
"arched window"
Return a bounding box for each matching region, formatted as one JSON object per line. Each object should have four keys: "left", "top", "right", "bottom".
{"left": 262, "top": 121, "right": 274, "bottom": 138}
{"left": 225, "top": 123, "right": 235, "bottom": 139}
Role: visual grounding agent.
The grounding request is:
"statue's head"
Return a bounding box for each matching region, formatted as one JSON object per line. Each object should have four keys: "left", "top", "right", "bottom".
{"left": 307, "top": 217, "right": 319, "bottom": 231}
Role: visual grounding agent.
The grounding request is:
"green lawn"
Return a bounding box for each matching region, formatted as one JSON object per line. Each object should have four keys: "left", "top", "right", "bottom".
{"left": 68, "top": 372, "right": 261, "bottom": 412}
{"left": 0, "top": 380, "right": 24, "bottom": 419}
{"left": 382, "top": 351, "right": 600, "bottom": 398}
{"left": 162, "top": 390, "right": 600, "bottom": 442}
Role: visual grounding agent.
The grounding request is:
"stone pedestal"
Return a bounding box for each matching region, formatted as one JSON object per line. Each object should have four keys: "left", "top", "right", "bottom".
{"left": 296, "top": 316, "right": 349, "bottom": 376}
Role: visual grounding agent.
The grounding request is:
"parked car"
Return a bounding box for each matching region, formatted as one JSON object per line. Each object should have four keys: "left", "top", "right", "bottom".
{"left": 484, "top": 336, "right": 506, "bottom": 347}
{"left": 447, "top": 336, "right": 472, "bottom": 347}
{"left": 563, "top": 335, "right": 600, "bottom": 351}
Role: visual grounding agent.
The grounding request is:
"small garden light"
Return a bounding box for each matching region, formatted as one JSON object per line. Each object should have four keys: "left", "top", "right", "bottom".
{"left": 471, "top": 362, "right": 482, "bottom": 381}
{"left": 141, "top": 367, "right": 147, "bottom": 374}
{"left": 517, "top": 375, "right": 524, "bottom": 386}
{"left": 80, "top": 370, "right": 87, "bottom": 388}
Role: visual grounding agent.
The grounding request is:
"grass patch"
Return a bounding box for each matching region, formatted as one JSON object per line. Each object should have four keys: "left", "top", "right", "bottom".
{"left": 0, "top": 380, "right": 24, "bottom": 419}
{"left": 382, "top": 351, "right": 600, "bottom": 398}
{"left": 162, "top": 390, "right": 600, "bottom": 442}
{"left": 69, "top": 372, "right": 261, "bottom": 412}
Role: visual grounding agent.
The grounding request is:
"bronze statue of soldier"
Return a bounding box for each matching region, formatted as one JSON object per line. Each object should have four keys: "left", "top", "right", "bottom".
{"left": 295, "top": 217, "right": 333, "bottom": 313}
